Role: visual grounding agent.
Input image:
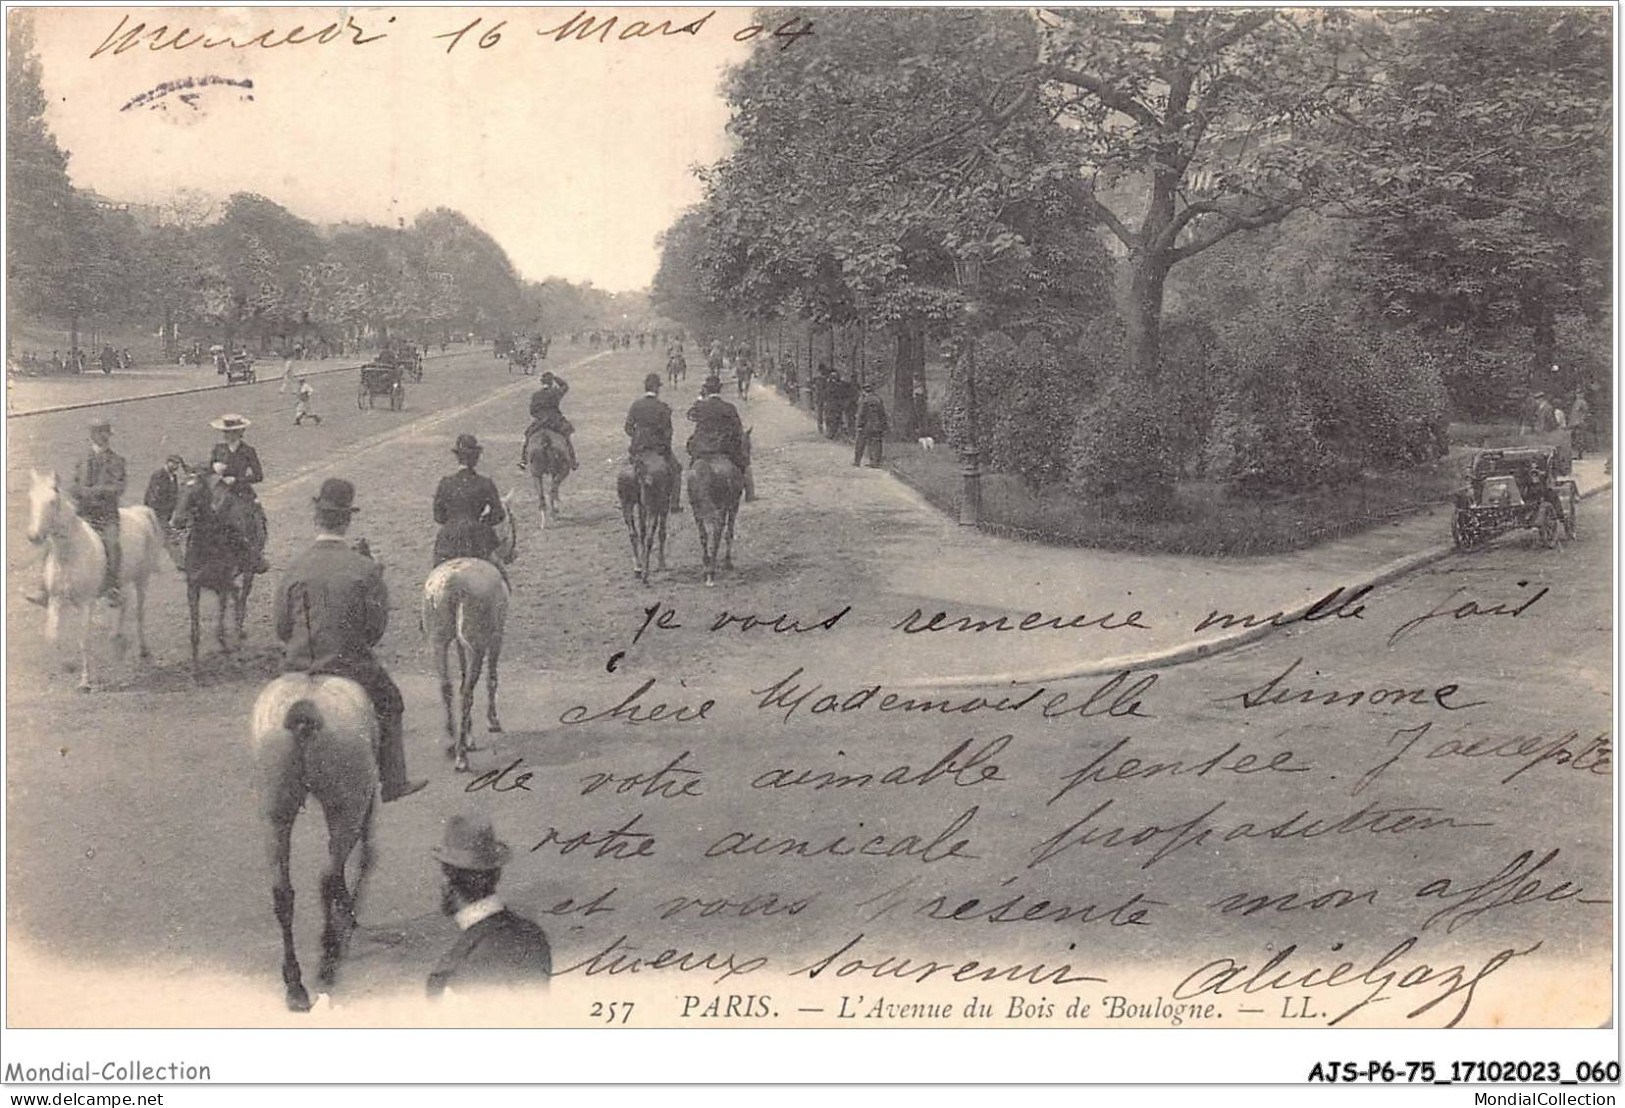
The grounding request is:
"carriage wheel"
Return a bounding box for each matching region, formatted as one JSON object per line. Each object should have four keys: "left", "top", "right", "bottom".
{"left": 391, "top": 383, "right": 405, "bottom": 411}
{"left": 1564, "top": 489, "right": 1579, "bottom": 540}
{"left": 1535, "top": 503, "right": 1560, "bottom": 549}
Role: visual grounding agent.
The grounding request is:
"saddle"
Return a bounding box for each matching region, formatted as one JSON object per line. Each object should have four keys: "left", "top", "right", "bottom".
{"left": 528, "top": 429, "right": 570, "bottom": 467}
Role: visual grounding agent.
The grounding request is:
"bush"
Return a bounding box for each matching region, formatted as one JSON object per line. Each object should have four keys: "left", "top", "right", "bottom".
{"left": 1068, "top": 375, "right": 1178, "bottom": 512}
{"left": 1203, "top": 300, "right": 1449, "bottom": 494}
{"left": 982, "top": 332, "right": 1077, "bottom": 494}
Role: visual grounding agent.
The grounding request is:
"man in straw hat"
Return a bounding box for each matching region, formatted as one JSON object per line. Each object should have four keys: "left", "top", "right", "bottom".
{"left": 427, "top": 811, "right": 552, "bottom": 998}
{"left": 209, "top": 413, "right": 270, "bottom": 574}
{"left": 433, "top": 433, "right": 507, "bottom": 569}
{"left": 274, "top": 477, "right": 426, "bottom": 803}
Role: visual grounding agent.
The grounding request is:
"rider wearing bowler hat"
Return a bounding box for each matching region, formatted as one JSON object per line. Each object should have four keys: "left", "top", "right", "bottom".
{"left": 274, "top": 477, "right": 426, "bottom": 803}
{"left": 519, "top": 371, "right": 577, "bottom": 472}
{"left": 433, "top": 433, "right": 507, "bottom": 568}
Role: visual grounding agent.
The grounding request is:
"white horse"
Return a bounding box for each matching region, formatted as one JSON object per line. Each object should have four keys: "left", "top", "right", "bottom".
{"left": 422, "top": 493, "right": 517, "bottom": 772}
{"left": 26, "top": 470, "right": 166, "bottom": 690}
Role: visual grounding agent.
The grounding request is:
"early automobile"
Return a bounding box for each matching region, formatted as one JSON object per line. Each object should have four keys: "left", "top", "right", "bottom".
{"left": 1451, "top": 445, "right": 1577, "bottom": 550}
{"left": 357, "top": 362, "right": 405, "bottom": 411}
{"left": 221, "top": 351, "right": 256, "bottom": 385}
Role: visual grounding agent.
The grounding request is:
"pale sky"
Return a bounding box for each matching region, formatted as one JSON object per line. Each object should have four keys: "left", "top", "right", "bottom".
{"left": 30, "top": 6, "right": 755, "bottom": 290}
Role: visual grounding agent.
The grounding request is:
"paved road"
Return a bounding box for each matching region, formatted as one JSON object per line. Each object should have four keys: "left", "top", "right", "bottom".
{"left": 5, "top": 346, "right": 1611, "bottom": 1026}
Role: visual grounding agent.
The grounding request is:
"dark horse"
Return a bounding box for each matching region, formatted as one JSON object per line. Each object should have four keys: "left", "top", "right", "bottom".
{"left": 170, "top": 469, "right": 257, "bottom": 673}
{"left": 617, "top": 451, "right": 675, "bottom": 585}
{"left": 667, "top": 350, "right": 687, "bottom": 388}
{"left": 687, "top": 452, "right": 745, "bottom": 587}
{"left": 526, "top": 430, "right": 571, "bottom": 525}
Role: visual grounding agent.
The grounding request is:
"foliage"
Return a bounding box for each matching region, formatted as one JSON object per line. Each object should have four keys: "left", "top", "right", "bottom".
{"left": 1343, "top": 9, "right": 1611, "bottom": 347}
{"left": 1201, "top": 301, "right": 1449, "bottom": 494}
{"left": 1067, "top": 375, "right": 1179, "bottom": 513}
{"left": 973, "top": 332, "right": 1076, "bottom": 495}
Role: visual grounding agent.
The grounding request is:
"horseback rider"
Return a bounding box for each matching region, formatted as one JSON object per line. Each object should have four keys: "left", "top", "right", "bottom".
{"left": 143, "top": 454, "right": 187, "bottom": 532}
{"left": 686, "top": 375, "right": 750, "bottom": 477}
{"left": 275, "top": 478, "right": 427, "bottom": 803}
{"left": 519, "top": 371, "right": 578, "bottom": 472}
{"left": 625, "top": 372, "right": 683, "bottom": 512}
{"left": 434, "top": 433, "right": 508, "bottom": 570}
{"left": 27, "top": 418, "right": 127, "bottom": 608}
{"left": 209, "top": 414, "right": 271, "bottom": 574}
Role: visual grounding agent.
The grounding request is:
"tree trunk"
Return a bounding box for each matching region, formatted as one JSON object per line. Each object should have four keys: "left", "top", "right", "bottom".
{"left": 1126, "top": 252, "right": 1169, "bottom": 382}
{"left": 894, "top": 318, "right": 925, "bottom": 439}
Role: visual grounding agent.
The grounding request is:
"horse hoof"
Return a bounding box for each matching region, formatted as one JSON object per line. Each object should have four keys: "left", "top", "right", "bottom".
{"left": 454, "top": 756, "right": 471, "bottom": 773}
{"left": 139, "top": 647, "right": 152, "bottom": 662}
{"left": 286, "top": 985, "right": 312, "bottom": 1013}
{"left": 76, "top": 682, "right": 92, "bottom": 693}
{"left": 488, "top": 722, "right": 503, "bottom": 734}
{"left": 705, "top": 578, "right": 716, "bottom": 588}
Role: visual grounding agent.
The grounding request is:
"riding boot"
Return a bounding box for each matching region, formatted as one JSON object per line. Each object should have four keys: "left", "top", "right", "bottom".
{"left": 98, "top": 521, "right": 123, "bottom": 607}
{"left": 376, "top": 710, "right": 427, "bottom": 802}
{"left": 566, "top": 436, "right": 579, "bottom": 471}
{"left": 248, "top": 506, "right": 271, "bottom": 574}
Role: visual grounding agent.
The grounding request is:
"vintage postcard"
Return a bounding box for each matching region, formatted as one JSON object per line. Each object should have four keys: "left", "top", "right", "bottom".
{"left": 3, "top": 2, "right": 1614, "bottom": 1068}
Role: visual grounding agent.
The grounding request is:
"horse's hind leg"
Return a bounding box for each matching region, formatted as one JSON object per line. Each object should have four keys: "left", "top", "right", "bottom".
{"left": 486, "top": 637, "right": 503, "bottom": 734}
{"left": 435, "top": 636, "right": 458, "bottom": 756}
{"left": 656, "top": 511, "right": 669, "bottom": 572}
{"left": 316, "top": 795, "right": 369, "bottom": 990}
{"left": 457, "top": 649, "right": 485, "bottom": 772}
{"left": 188, "top": 588, "right": 202, "bottom": 677}
{"left": 134, "top": 578, "right": 151, "bottom": 661}
{"left": 263, "top": 780, "right": 308, "bottom": 1010}
{"left": 216, "top": 592, "right": 231, "bottom": 654}
{"left": 77, "top": 602, "right": 94, "bottom": 691}
{"left": 723, "top": 507, "right": 738, "bottom": 571}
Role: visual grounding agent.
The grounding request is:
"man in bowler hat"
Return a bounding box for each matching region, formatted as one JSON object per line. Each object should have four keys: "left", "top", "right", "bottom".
{"left": 274, "top": 478, "right": 426, "bottom": 803}
{"left": 427, "top": 812, "right": 552, "bottom": 998}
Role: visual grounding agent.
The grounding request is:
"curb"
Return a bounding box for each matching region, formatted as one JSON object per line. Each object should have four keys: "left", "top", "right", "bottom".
{"left": 5, "top": 348, "right": 474, "bottom": 420}
{"left": 883, "top": 481, "right": 1612, "bottom": 691}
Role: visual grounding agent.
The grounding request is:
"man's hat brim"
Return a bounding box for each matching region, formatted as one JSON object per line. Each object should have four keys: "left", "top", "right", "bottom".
{"left": 433, "top": 840, "right": 511, "bottom": 871}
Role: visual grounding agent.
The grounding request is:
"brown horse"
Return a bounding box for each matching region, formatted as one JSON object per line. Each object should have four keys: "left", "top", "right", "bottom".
{"left": 686, "top": 452, "right": 744, "bottom": 587}
{"left": 250, "top": 674, "right": 377, "bottom": 1011}
{"left": 617, "top": 451, "right": 675, "bottom": 585}
{"left": 526, "top": 430, "right": 570, "bottom": 525}
{"left": 170, "top": 468, "right": 256, "bottom": 673}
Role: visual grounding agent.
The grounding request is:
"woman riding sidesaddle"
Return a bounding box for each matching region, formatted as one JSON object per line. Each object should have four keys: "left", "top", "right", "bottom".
{"left": 432, "top": 433, "right": 507, "bottom": 569}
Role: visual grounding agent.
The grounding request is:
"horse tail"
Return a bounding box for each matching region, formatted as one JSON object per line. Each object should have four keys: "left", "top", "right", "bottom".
{"left": 284, "top": 699, "right": 323, "bottom": 749}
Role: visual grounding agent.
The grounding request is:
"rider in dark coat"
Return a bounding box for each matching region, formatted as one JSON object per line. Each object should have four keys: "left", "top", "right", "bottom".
{"left": 520, "top": 373, "right": 578, "bottom": 471}
{"left": 433, "top": 434, "right": 507, "bottom": 567}
{"left": 686, "top": 376, "right": 749, "bottom": 475}
{"left": 275, "top": 478, "right": 425, "bottom": 803}
{"left": 143, "top": 454, "right": 187, "bottom": 529}
{"left": 625, "top": 373, "right": 682, "bottom": 510}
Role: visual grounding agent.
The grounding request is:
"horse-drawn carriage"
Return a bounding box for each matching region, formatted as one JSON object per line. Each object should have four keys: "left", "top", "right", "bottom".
{"left": 1451, "top": 445, "right": 1578, "bottom": 550}
{"left": 357, "top": 362, "right": 406, "bottom": 411}
{"left": 398, "top": 341, "right": 424, "bottom": 383}
{"left": 220, "top": 351, "right": 256, "bottom": 385}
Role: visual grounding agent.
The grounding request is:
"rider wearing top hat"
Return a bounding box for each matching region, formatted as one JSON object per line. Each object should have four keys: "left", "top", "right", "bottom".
{"left": 686, "top": 375, "right": 749, "bottom": 476}
{"left": 275, "top": 477, "right": 426, "bottom": 803}
{"left": 519, "top": 372, "right": 578, "bottom": 472}
{"left": 625, "top": 373, "right": 683, "bottom": 512}
{"left": 209, "top": 413, "right": 270, "bottom": 574}
{"left": 433, "top": 433, "right": 507, "bottom": 568}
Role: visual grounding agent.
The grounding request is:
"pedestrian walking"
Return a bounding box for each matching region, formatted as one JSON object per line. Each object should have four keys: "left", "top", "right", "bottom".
{"left": 853, "top": 382, "right": 889, "bottom": 466}
{"left": 293, "top": 377, "right": 321, "bottom": 426}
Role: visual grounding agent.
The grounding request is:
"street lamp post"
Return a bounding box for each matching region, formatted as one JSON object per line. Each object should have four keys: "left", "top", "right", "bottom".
{"left": 953, "top": 255, "right": 984, "bottom": 527}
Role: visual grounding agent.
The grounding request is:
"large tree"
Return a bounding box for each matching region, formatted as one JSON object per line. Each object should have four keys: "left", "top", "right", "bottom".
{"left": 1341, "top": 9, "right": 1611, "bottom": 356}
{"left": 1029, "top": 9, "right": 1368, "bottom": 381}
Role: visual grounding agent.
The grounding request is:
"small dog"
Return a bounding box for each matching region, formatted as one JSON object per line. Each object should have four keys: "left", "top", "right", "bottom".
{"left": 918, "top": 436, "right": 936, "bottom": 452}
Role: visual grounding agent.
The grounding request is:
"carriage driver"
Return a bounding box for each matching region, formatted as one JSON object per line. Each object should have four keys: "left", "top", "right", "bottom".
{"left": 209, "top": 414, "right": 271, "bottom": 574}
{"left": 434, "top": 434, "right": 508, "bottom": 571}
{"left": 625, "top": 373, "right": 683, "bottom": 512}
{"left": 519, "top": 372, "right": 578, "bottom": 472}
{"left": 687, "top": 375, "right": 750, "bottom": 476}
{"left": 26, "top": 418, "right": 127, "bottom": 608}
{"left": 275, "top": 478, "right": 426, "bottom": 803}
